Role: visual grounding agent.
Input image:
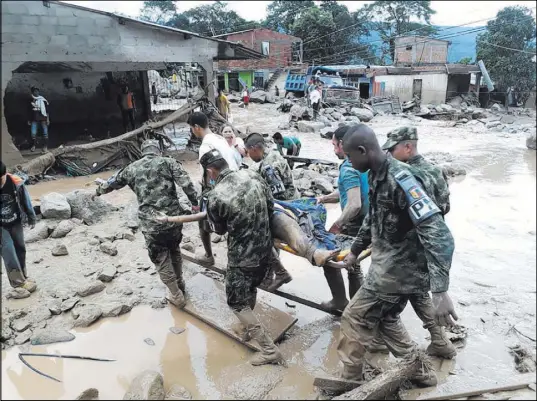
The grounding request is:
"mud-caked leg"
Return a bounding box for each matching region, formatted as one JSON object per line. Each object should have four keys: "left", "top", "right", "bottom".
{"left": 198, "top": 220, "right": 215, "bottom": 265}
{"left": 170, "top": 235, "right": 186, "bottom": 294}
{"left": 1, "top": 226, "right": 28, "bottom": 289}
{"left": 410, "top": 293, "right": 457, "bottom": 359}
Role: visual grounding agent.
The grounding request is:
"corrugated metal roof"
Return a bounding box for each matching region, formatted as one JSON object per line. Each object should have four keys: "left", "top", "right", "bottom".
{"left": 53, "top": 1, "right": 265, "bottom": 60}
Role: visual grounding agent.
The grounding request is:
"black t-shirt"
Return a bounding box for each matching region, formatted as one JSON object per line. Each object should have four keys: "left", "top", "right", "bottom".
{"left": 0, "top": 177, "right": 20, "bottom": 227}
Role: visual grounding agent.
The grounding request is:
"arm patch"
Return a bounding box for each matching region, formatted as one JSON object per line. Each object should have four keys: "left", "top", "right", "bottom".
{"left": 394, "top": 170, "right": 440, "bottom": 225}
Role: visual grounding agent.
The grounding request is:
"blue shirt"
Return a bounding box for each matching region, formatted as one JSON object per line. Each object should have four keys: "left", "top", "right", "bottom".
{"left": 338, "top": 159, "right": 369, "bottom": 217}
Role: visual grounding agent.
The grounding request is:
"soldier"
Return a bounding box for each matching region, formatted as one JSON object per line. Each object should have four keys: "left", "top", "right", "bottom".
{"left": 382, "top": 126, "right": 450, "bottom": 215}
{"left": 201, "top": 148, "right": 284, "bottom": 366}
{"left": 339, "top": 124, "right": 458, "bottom": 386}
{"left": 381, "top": 126, "right": 456, "bottom": 359}
{"left": 95, "top": 139, "right": 198, "bottom": 308}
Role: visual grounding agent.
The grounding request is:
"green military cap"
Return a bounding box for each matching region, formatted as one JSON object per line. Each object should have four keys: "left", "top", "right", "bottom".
{"left": 200, "top": 148, "right": 225, "bottom": 168}
{"left": 141, "top": 139, "right": 161, "bottom": 156}
{"left": 381, "top": 126, "right": 418, "bottom": 150}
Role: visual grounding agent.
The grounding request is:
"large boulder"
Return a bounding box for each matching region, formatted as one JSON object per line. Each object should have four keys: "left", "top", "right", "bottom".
{"left": 313, "top": 177, "right": 334, "bottom": 194}
{"left": 289, "top": 104, "right": 307, "bottom": 120}
{"left": 66, "top": 190, "right": 116, "bottom": 225}
{"left": 50, "top": 220, "right": 76, "bottom": 238}
{"left": 25, "top": 221, "right": 51, "bottom": 243}
{"left": 249, "top": 90, "right": 267, "bottom": 104}
{"left": 40, "top": 192, "right": 71, "bottom": 219}
{"left": 298, "top": 121, "right": 325, "bottom": 133}
{"left": 526, "top": 132, "right": 536, "bottom": 150}
{"left": 350, "top": 107, "right": 374, "bottom": 122}
{"left": 123, "top": 370, "right": 165, "bottom": 400}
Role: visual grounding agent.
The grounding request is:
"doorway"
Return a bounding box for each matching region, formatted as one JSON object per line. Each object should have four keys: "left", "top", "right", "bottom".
{"left": 228, "top": 72, "right": 240, "bottom": 92}
{"left": 217, "top": 74, "right": 226, "bottom": 91}
{"left": 412, "top": 79, "right": 423, "bottom": 98}
{"left": 359, "top": 82, "right": 370, "bottom": 99}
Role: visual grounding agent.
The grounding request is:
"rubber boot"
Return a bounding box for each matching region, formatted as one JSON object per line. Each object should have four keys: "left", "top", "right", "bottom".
{"left": 234, "top": 308, "right": 284, "bottom": 366}
{"left": 231, "top": 322, "right": 251, "bottom": 342}
{"left": 21, "top": 280, "right": 37, "bottom": 293}
{"left": 340, "top": 363, "right": 363, "bottom": 381}
{"left": 320, "top": 268, "right": 348, "bottom": 313}
{"left": 267, "top": 261, "right": 292, "bottom": 292}
{"left": 347, "top": 267, "right": 364, "bottom": 299}
{"left": 362, "top": 360, "right": 383, "bottom": 382}
{"left": 42, "top": 137, "right": 48, "bottom": 154}
{"left": 426, "top": 326, "right": 457, "bottom": 359}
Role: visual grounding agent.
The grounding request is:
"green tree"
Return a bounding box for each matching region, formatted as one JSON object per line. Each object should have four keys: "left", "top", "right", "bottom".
{"left": 139, "top": 0, "right": 177, "bottom": 25}
{"left": 357, "top": 1, "right": 437, "bottom": 63}
{"left": 265, "top": 1, "right": 316, "bottom": 34}
{"left": 457, "top": 57, "right": 473, "bottom": 65}
{"left": 476, "top": 6, "right": 536, "bottom": 104}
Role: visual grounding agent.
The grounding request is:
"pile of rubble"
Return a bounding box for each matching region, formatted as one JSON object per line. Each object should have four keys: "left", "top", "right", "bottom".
{"left": 228, "top": 90, "right": 277, "bottom": 105}
{"left": 292, "top": 164, "right": 339, "bottom": 197}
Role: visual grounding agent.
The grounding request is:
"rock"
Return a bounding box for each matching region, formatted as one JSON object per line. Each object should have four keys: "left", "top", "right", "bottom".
{"left": 327, "top": 170, "right": 339, "bottom": 178}
{"left": 472, "top": 109, "right": 487, "bottom": 119}
{"left": 248, "top": 90, "right": 267, "bottom": 103}
{"left": 14, "top": 329, "right": 32, "bottom": 345}
{"left": 319, "top": 116, "right": 332, "bottom": 127}
{"left": 350, "top": 107, "right": 374, "bottom": 122}
{"left": 88, "top": 237, "right": 100, "bottom": 246}
{"left": 165, "top": 384, "right": 192, "bottom": 400}
{"left": 50, "top": 220, "right": 75, "bottom": 238}
{"left": 501, "top": 115, "right": 516, "bottom": 124}
{"left": 72, "top": 305, "right": 103, "bottom": 327}
{"left": 296, "top": 178, "right": 312, "bottom": 192}
{"left": 115, "top": 229, "right": 135, "bottom": 242}
{"left": 106, "top": 284, "right": 134, "bottom": 296}
{"left": 297, "top": 120, "right": 325, "bottom": 133}
{"left": 313, "top": 177, "right": 334, "bottom": 194}
{"left": 491, "top": 103, "right": 504, "bottom": 112}
{"left": 30, "top": 329, "right": 75, "bottom": 345}
{"left": 52, "top": 244, "right": 69, "bottom": 256}
{"left": 345, "top": 116, "right": 361, "bottom": 123}
{"left": 439, "top": 104, "right": 454, "bottom": 112}
{"left": 66, "top": 190, "right": 115, "bottom": 225}
{"left": 76, "top": 281, "right": 106, "bottom": 297}
{"left": 124, "top": 201, "right": 139, "bottom": 229}
{"left": 527, "top": 132, "right": 536, "bottom": 150}
{"left": 76, "top": 388, "right": 99, "bottom": 400}
{"left": 289, "top": 104, "right": 307, "bottom": 120}
{"left": 320, "top": 126, "right": 336, "bottom": 139}
{"left": 277, "top": 121, "right": 290, "bottom": 130}
{"left": 11, "top": 318, "right": 31, "bottom": 332}
{"left": 101, "top": 301, "right": 133, "bottom": 318}
{"left": 61, "top": 297, "right": 80, "bottom": 312}
{"left": 97, "top": 265, "right": 117, "bottom": 283}
{"left": 123, "top": 370, "right": 165, "bottom": 400}
{"left": 331, "top": 111, "right": 343, "bottom": 121}
{"left": 6, "top": 287, "right": 31, "bottom": 300}
{"left": 47, "top": 299, "right": 62, "bottom": 315}
{"left": 181, "top": 243, "right": 195, "bottom": 253}
{"left": 99, "top": 242, "right": 118, "bottom": 256}
{"left": 25, "top": 221, "right": 51, "bottom": 243}
{"left": 486, "top": 120, "right": 502, "bottom": 129}
{"left": 29, "top": 305, "right": 52, "bottom": 323}
{"left": 41, "top": 192, "right": 71, "bottom": 219}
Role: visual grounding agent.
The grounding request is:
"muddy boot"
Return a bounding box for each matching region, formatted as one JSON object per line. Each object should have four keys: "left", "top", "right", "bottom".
{"left": 368, "top": 337, "right": 390, "bottom": 355}
{"left": 235, "top": 308, "right": 284, "bottom": 366}
{"left": 42, "top": 138, "right": 48, "bottom": 154}
{"left": 426, "top": 326, "right": 457, "bottom": 359}
{"left": 165, "top": 281, "right": 186, "bottom": 309}
{"left": 411, "top": 365, "right": 438, "bottom": 387}
{"left": 320, "top": 268, "right": 348, "bottom": 313}
{"left": 340, "top": 363, "right": 363, "bottom": 381}
{"left": 312, "top": 248, "right": 340, "bottom": 267}
{"left": 21, "top": 280, "right": 37, "bottom": 293}
{"left": 347, "top": 267, "right": 364, "bottom": 299}
{"left": 362, "top": 360, "right": 383, "bottom": 382}
{"left": 231, "top": 322, "right": 251, "bottom": 342}
{"left": 197, "top": 252, "right": 215, "bottom": 266}
{"left": 259, "top": 271, "right": 274, "bottom": 291}
{"left": 267, "top": 262, "right": 292, "bottom": 292}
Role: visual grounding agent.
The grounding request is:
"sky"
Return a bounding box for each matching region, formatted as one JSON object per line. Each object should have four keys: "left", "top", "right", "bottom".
{"left": 64, "top": 1, "right": 536, "bottom": 26}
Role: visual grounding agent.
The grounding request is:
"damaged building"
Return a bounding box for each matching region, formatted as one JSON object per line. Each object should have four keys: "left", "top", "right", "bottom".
{"left": 1, "top": 0, "right": 263, "bottom": 166}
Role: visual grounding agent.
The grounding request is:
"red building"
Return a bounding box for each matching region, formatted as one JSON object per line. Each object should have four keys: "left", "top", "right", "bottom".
{"left": 214, "top": 28, "right": 302, "bottom": 92}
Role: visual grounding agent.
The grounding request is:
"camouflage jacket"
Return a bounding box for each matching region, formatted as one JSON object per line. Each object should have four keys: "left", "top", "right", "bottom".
{"left": 408, "top": 154, "right": 450, "bottom": 215}
{"left": 207, "top": 168, "right": 274, "bottom": 269}
{"left": 97, "top": 155, "right": 198, "bottom": 233}
{"left": 252, "top": 149, "right": 298, "bottom": 201}
{"left": 351, "top": 156, "right": 454, "bottom": 294}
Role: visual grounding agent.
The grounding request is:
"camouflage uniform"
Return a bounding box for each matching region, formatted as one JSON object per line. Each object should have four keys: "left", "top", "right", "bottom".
{"left": 382, "top": 126, "right": 450, "bottom": 215}
{"left": 96, "top": 141, "right": 198, "bottom": 296}
{"left": 381, "top": 127, "right": 455, "bottom": 359}
{"left": 206, "top": 168, "right": 275, "bottom": 312}
{"left": 251, "top": 149, "right": 299, "bottom": 201}
{"left": 338, "top": 156, "right": 455, "bottom": 379}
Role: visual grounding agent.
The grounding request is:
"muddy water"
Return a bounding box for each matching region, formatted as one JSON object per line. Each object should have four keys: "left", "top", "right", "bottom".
{"left": 3, "top": 106, "right": 536, "bottom": 399}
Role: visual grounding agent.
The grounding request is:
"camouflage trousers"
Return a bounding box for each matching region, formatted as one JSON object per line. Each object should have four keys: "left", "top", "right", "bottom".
{"left": 337, "top": 288, "right": 417, "bottom": 379}
{"left": 1, "top": 224, "right": 28, "bottom": 288}
{"left": 144, "top": 226, "right": 185, "bottom": 293}
{"left": 226, "top": 255, "right": 274, "bottom": 312}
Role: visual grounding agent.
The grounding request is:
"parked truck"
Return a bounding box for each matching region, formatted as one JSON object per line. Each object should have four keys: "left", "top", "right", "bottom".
{"left": 284, "top": 66, "right": 360, "bottom": 105}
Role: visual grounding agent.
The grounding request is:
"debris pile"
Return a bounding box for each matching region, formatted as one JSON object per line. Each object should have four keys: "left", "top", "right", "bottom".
{"left": 292, "top": 163, "right": 339, "bottom": 197}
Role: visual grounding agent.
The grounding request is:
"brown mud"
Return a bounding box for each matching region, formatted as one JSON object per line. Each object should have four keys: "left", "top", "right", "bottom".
{"left": 2, "top": 103, "right": 536, "bottom": 400}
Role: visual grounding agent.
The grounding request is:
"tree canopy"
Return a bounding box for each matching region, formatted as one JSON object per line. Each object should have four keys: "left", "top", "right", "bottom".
{"left": 476, "top": 6, "right": 536, "bottom": 104}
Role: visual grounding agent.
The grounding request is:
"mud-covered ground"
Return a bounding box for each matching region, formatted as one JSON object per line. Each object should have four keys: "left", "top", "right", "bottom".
{"left": 2, "top": 103, "right": 536, "bottom": 400}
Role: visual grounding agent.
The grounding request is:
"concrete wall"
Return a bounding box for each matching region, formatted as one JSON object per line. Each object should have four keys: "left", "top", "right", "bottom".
{"left": 218, "top": 29, "right": 300, "bottom": 71}
{"left": 446, "top": 74, "right": 471, "bottom": 100}
{"left": 374, "top": 73, "right": 448, "bottom": 104}
{"left": 394, "top": 37, "right": 449, "bottom": 66}
{"left": 5, "top": 71, "right": 148, "bottom": 148}
{"left": 1, "top": 0, "right": 220, "bottom": 166}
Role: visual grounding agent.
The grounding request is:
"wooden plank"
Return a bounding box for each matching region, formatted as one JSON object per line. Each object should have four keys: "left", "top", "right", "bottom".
{"left": 182, "top": 250, "right": 343, "bottom": 316}
{"left": 313, "top": 377, "right": 364, "bottom": 393}
{"left": 183, "top": 273, "right": 298, "bottom": 352}
{"left": 283, "top": 155, "right": 338, "bottom": 167}
{"left": 412, "top": 382, "right": 536, "bottom": 401}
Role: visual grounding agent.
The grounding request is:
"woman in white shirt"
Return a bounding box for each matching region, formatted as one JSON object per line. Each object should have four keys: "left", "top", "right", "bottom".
{"left": 221, "top": 125, "right": 246, "bottom": 167}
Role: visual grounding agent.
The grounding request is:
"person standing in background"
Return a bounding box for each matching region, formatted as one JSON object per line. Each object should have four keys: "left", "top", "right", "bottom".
{"left": 151, "top": 82, "right": 158, "bottom": 106}
{"left": 242, "top": 86, "right": 250, "bottom": 108}
{"left": 217, "top": 89, "right": 231, "bottom": 121}
{"left": 28, "top": 87, "right": 50, "bottom": 153}
{"left": 117, "top": 85, "right": 136, "bottom": 133}
{"left": 310, "top": 84, "right": 322, "bottom": 120}
{"left": 1, "top": 161, "right": 38, "bottom": 295}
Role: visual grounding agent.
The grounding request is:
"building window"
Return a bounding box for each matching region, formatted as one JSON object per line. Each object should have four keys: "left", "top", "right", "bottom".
{"left": 262, "top": 41, "right": 270, "bottom": 56}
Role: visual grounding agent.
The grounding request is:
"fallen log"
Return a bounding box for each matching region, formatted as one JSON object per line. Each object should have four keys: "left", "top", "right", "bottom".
{"left": 313, "top": 377, "right": 364, "bottom": 394}
{"left": 333, "top": 351, "right": 429, "bottom": 400}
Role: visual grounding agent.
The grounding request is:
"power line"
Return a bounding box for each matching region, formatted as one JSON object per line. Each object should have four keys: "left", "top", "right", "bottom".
{"left": 476, "top": 40, "right": 536, "bottom": 55}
